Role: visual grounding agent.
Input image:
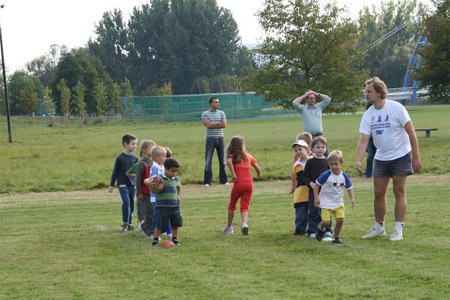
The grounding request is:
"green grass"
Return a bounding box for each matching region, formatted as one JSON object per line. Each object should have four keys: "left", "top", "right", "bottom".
{"left": 0, "top": 175, "right": 449, "bottom": 299}
{"left": 0, "top": 105, "right": 449, "bottom": 194}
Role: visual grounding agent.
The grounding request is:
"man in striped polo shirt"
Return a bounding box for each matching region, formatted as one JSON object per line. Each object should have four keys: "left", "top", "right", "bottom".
{"left": 292, "top": 90, "right": 332, "bottom": 138}
{"left": 202, "top": 97, "right": 229, "bottom": 186}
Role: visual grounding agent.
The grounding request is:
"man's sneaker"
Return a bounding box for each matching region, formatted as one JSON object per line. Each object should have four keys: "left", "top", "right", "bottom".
{"left": 316, "top": 228, "right": 325, "bottom": 241}
{"left": 242, "top": 226, "right": 249, "bottom": 235}
{"left": 204, "top": 184, "right": 210, "bottom": 187}
{"left": 137, "top": 221, "right": 144, "bottom": 231}
{"left": 362, "top": 226, "right": 386, "bottom": 239}
{"left": 390, "top": 230, "right": 403, "bottom": 241}
{"left": 127, "top": 225, "right": 135, "bottom": 231}
{"left": 308, "top": 233, "right": 316, "bottom": 239}
{"left": 172, "top": 237, "right": 180, "bottom": 245}
{"left": 119, "top": 225, "right": 128, "bottom": 233}
{"left": 332, "top": 238, "right": 344, "bottom": 244}
{"left": 222, "top": 226, "right": 234, "bottom": 234}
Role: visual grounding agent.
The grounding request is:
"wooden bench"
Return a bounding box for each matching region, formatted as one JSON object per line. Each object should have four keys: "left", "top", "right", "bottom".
{"left": 415, "top": 128, "right": 438, "bottom": 137}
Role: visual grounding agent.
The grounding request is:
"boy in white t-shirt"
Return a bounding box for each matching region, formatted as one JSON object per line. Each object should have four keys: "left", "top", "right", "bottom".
{"left": 314, "top": 150, "right": 355, "bottom": 244}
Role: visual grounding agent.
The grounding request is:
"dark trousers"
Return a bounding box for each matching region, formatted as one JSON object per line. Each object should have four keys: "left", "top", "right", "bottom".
{"left": 204, "top": 136, "right": 228, "bottom": 184}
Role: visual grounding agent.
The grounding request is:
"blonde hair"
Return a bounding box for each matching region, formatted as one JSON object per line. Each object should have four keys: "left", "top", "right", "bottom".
{"left": 296, "top": 132, "right": 313, "bottom": 144}
{"left": 139, "top": 139, "right": 156, "bottom": 157}
{"left": 151, "top": 146, "right": 167, "bottom": 159}
{"left": 227, "top": 136, "right": 247, "bottom": 163}
{"left": 164, "top": 147, "right": 172, "bottom": 158}
{"left": 365, "top": 77, "right": 387, "bottom": 99}
{"left": 327, "top": 150, "right": 343, "bottom": 164}
{"left": 312, "top": 136, "right": 327, "bottom": 148}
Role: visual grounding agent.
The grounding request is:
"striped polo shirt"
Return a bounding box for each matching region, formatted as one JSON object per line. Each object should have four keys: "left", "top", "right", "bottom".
{"left": 202, "top": 110, "right": 226, "bottom": 138}
{"left": 155, "top": 174, "right": 181, "bottom": 208}
{"left": 292, "top": 96, "right": 331, "bottom": 135}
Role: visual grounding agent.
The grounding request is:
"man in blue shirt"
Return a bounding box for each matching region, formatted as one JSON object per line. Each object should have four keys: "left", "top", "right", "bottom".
{"left": 292, "top": 90, "right": 332, "bottom": 138}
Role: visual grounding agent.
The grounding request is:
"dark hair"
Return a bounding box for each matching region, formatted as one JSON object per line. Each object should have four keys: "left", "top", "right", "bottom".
{"left": 227, "top": 136, "right": 247, "bottom": 163}
{"left": 209, "top": 97, "right": 218, "bottom": 104}
{"left": 122, "top": 134, "right": 137, "bottom": 146}
{"left": 164, "top": 158, "right": 180, "bottom": 169}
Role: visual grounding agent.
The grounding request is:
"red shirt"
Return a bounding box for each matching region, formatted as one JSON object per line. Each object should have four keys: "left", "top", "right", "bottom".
{"left": 231, "top": 153, "right": 256, "bottom": 183}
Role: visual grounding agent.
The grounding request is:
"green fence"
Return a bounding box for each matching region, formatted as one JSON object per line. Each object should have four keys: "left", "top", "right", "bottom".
{"left": 129, "top": 92, "right": 294, "bottom": 122}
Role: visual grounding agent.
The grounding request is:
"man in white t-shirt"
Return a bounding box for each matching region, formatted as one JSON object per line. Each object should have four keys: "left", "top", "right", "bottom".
{"left": 355, "top": 77, "right": 422, "bottom": 241}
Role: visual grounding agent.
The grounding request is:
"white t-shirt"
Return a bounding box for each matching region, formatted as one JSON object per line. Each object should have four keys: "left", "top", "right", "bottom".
{"left": 150, "top": 162, "right": 165, "bottom": 203}
{"left": 316, "top": 170, "right": 353, "bottom": 209}
{"left": 359, "top": 100, "right": 411, "bottom": 161}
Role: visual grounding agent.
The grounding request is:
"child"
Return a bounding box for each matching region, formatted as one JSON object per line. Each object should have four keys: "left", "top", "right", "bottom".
{"left": 146, "top": 146, "right": 172, "bottom": 238}
{"left": 296, "top": 132, "right": 313, "bottom": 157}
{"left": 135, "top": 139, "right": 156, "bottom": 237}
{"left": 222, "top": 136, "right": 261, "bottom": 235}
{"left": 314, "top": 150, "right": 355, "bottom": 244}
{"left": 291, "top": 140, "right": 310, "bottom": 236}
{"left": 164, "top": 146, "right": 172, "bottom": 158}
{"left": 109, "top": 134, "right": 139, "bottom": 232}
{"left": 303, "top": 136, "right": 330, "bottom": 239}
{"left": 151, "top": 158, "right": 183, "bottom": 246}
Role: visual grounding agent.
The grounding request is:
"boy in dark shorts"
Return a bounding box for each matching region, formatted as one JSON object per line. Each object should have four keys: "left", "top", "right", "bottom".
{"left": 151, "top": 158, "right": 183, "bottom": 246}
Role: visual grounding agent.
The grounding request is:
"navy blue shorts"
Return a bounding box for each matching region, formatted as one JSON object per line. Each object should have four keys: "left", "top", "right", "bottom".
{"left": 156, "top": 206, "right": 182, "bottom": 230}
{"left": 373, "top": 152, "right": 413, "bottom": 177}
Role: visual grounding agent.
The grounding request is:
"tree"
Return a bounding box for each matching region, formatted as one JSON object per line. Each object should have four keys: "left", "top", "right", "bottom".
{"left": 94, "top": 81, "right": 108, "bottom": 116}
{"left": 110, "top": 82, "right": 123, "bottom": 116}
{"left": 26, "top": 44, "right": 68, "bottom": 88}
{"left": 357, "top": 0, "right": 426, "bottom": 87}
{"left": 42, "top": 88, "right": 55, "bottom": 126}
{"left": 88, "top": 9, "right": 129, "bottom": 83}
{"left": 245, "top": 0, "right": 367, "bottom": 112}
{"left": 18, "top": 89, "right": 38, "bottom": 116}
{"left": 57, "top": 79, "right": 71, "bottom": 127}
{"left": 72, "top": 80, "right": 87, "bottom": 116}
{"left": 7, "top": 71, "right": 44, "bottom": 115}
{"left": 121, "top": 77, "right": 133, "bottom": 114}
{"left": 415, "top": 0, "right": 450, "bottom": 102}
{"left": 51, "top": 48, "right": 115, "bottom": 114}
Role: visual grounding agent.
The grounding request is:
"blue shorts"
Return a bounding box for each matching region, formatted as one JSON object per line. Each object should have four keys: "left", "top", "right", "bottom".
{"left": 156, "top": 207, "right": 182, "bottom": 230}
{"left": 373, "top": 152, "right": 413, "bottom": 177}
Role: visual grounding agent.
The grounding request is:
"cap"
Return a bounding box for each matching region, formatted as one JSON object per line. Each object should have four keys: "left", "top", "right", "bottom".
{"left": 292, "top": 140, "right": 308, "bottom": 148}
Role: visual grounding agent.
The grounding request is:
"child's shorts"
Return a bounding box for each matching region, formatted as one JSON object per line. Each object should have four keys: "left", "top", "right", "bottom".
{"left": 156, "top": 206, "right": 182, "bottom": 231}
{"left": 321, "top": 205, "right": 345, "bottom": 222}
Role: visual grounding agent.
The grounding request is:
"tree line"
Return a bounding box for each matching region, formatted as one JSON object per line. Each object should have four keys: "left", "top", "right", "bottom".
{"left": 0, "top": 0, "right": 447, "bottom": 117}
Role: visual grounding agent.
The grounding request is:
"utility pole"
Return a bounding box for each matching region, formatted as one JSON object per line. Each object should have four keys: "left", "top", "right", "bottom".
{"left": 0, "top": 4, "right": 12, "bottom": 143}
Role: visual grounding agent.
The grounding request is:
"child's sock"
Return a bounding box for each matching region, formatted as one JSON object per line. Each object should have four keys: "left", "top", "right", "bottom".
{"left": 152, "top": 237, "right": 158, "bottom": 246}
{"left": 395, "top": 222, "right": 404, "bottom": 232}
{"left": 242, "top": 222, "right": 248, "bottom": 228}
{"left": 375, "top": 221, "right": 384, "bottom": 230}
{"left": 172, "top": 237, "right": 179, "bottom": 245}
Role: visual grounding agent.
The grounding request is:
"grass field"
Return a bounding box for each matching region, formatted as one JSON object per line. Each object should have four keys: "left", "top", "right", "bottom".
{"left": 0, "top": 105, "right": 449, "bottom": 299}
{"left": 0, "top": 105, "right": 449, "bottom": 193}
{"left": 0, "top": 175, "right": 449, "bottom": 299}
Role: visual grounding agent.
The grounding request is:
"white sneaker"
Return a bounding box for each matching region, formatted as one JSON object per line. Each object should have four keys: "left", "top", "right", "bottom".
{"left": 390, "top": 230, "right": 403, "bottom": 241}
{"left": 362, "top": 226, "right": 387, "bottom": 239}
{"left": 222, "top": 225, "right": 234, "bottom": 234}
{"left": 204, "top": 184, "right": 210, "bottom": 187}
{"left": 224, "top": 182, "right": 230, "bottom": 186}
{"left": 309, "top": 233, "right": 316, "bottom": 239}
{"left": 322, "top": 232, "right": 333, "bottom": 242}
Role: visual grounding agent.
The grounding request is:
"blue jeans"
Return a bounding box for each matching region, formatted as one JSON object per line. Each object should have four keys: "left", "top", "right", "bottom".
{"left": 294, "top": 203, "right": 308, "bottom": 234}
{"left": 118, "top": 185, "right": 135, "bottom": 226}
{"left": 307, "top": 191, "right": 321, "bottom": 234}
{"left": 365, "top": 136, "right": 377, "bottom": 178}
{"left": 204, "top": 137, "right": 228, "bottom": 184}
{"left": 152, "top": 202, "right": 172, "bottom": 234}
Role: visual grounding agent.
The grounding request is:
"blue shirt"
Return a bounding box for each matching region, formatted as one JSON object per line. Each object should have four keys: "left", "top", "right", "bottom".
{"left": 292, "top": 96, "right": 331, "bottom": 135}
